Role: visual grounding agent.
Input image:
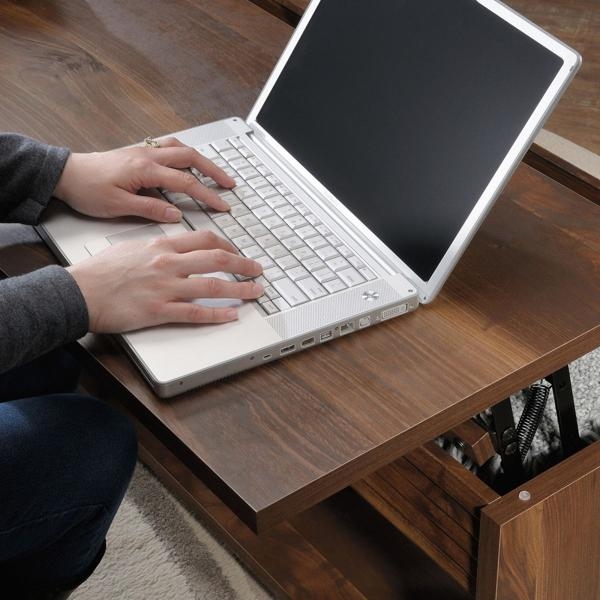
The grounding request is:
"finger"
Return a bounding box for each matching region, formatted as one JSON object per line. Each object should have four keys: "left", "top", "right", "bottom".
{"left": 167, "top": 230, "right": 238, "bottom": 255}
{"left": 154, "top": 136, "right": 186, "bottom": 148}
{"left": 153, "top": 146, "right": 235, "bottom": 189}
{"left": 161, "top": 302, "right": 239, "bottom": 324}
{"left": 175, "top": 277, "right": 263, "bottom": 301}
{"left": 174, "top": 248, "right": 263, "bottom": 278}
{"left": 146, "top": 164, "right": 230, "bottom": 211}
{"left": 118, "top": 191, "right": 182, "bottom": 223}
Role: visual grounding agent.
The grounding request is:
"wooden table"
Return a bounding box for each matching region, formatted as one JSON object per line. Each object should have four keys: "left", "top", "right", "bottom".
{"left": 1, "top": 1, "right": 599, "bottom": 598}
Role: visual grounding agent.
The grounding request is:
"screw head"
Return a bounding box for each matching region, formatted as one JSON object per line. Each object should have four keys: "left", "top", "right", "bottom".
{"left": 518, "top": 490, "right": 531, "bottom": 502}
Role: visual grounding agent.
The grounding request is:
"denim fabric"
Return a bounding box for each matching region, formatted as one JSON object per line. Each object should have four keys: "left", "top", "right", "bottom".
{"left": 0, "top": 349, "right": 137, "bottom": 593}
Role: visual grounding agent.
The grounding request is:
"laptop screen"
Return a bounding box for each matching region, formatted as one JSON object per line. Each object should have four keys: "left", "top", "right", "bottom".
{"left": 255, "top": 0, "right": 564, "bottom": 282}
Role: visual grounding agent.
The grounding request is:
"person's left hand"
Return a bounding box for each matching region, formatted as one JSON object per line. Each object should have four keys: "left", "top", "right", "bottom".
{"left": 53, "top": 137, "right": 235, "bottom": 223}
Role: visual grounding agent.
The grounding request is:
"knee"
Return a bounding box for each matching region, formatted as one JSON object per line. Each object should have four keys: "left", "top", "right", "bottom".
{"left": 0, "top": 393, "right": 138, "bottom": 513}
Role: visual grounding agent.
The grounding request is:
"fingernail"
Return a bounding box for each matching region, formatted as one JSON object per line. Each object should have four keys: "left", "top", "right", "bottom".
{"left": 165, "top": 207, "right": 181, "bottom": 221}
{"left": 225, "top": 309, "right": 238, "bottom": 320}
{"left": 253, "top": 283, "right": 264, "bottom": 296}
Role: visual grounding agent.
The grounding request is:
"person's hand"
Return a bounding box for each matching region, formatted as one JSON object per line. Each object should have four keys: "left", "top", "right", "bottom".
{"left": 54, "top": 137, "right": 235, "bottom": 223}
{"left": 67, "top": 230, "right": 263, "bottom": 333}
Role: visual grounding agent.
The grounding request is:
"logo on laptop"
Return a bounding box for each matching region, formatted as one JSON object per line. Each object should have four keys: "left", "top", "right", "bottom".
{"left": 362, "top": 290, "right": 380, "bottom": 302}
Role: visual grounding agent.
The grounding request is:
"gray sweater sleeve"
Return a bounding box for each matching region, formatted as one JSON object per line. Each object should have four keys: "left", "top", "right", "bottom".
{"left": 0, "top": 134, "right": 89, "bottom": 373}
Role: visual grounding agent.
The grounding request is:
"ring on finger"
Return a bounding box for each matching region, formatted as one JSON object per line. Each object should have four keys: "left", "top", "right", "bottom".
{"left": 144, "top": 136, "right": 161, "bottom": 148}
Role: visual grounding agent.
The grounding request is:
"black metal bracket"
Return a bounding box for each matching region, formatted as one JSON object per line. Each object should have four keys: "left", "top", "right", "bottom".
{"left": 490, "top": 397, "right": 527, "bottom": 489}
{"left": 546, "top": 365, "right": 585, "bottom": 458}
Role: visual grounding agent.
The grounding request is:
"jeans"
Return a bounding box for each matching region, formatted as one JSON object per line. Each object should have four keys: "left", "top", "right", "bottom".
{"left": 0, "top": 348, "right": 138, "bottom": 594}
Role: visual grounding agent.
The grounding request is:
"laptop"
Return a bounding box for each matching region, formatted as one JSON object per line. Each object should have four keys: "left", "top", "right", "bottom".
{"left": 39, "top": 0, "right": 580, "bottom": 397}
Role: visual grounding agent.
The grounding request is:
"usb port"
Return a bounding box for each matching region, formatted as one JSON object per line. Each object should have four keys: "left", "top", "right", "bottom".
{"left": 301, "top": 337, "right": 315, "bottom": 347}
{"left": 340, "top": 322, "right": 354, "bottom": 336}
{"left": 320, "top": 330, "right": 333, "bottom": 342}
{"left": 280, "top": 344, "right": 296, "bottom": 355}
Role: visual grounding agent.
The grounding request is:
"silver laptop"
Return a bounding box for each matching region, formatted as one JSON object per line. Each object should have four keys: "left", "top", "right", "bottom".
{"left": 40, "top": 0, "right": 580, "bottom": 397}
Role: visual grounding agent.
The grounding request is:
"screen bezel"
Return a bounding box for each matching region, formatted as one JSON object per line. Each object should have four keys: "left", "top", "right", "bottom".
{"left": 247, "top": 0, "right": 581, "bottom": 303}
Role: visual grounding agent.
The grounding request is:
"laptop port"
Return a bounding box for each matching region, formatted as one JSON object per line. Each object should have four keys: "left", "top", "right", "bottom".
{"left": 340, "top": 321, "right": 354, "bottom": 336}
{"left": 280, "top": 344, "right": 296, "bottom": 355}
{"left": 320, "top": 330, "right": 333, "bottom": 342}
{"left": 301, "top": 337, "right": 315, "bottom": 347}
{"left": 263, "top": 354, "right": 272, "bottom": 360}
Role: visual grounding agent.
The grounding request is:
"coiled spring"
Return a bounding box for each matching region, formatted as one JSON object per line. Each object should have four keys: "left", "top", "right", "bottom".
{"left": 516, "top": 381, "right": 551, "bottom": 460}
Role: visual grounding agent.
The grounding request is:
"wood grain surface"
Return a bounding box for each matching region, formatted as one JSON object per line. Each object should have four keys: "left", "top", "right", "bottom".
{"left": 476, "top": 441, "right": 600, "bottom": 600}
{"left": 0, "top": 0, "right": 599, "bottom": 535}
{"left": 253, "top": 0, "right": 600, "bottom": 156}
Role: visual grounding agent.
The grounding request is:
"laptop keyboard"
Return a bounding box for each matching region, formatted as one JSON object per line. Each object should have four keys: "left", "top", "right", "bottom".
{"left": 163, "top": 137, "right": 376, "bottom": 315}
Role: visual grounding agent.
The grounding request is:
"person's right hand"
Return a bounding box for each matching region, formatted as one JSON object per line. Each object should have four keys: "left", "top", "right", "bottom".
{"left": 67, "top": 230, "right": 263, "bottom": 333}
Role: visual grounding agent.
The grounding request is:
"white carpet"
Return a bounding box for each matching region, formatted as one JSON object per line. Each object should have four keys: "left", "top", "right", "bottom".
{"left": 73, "top": 350, "right": 598, "bottom": 600}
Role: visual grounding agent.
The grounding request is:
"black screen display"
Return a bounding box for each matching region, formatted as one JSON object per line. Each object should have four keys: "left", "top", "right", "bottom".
{"left": 256, "top": 0, "right": 563, "bottom": 281}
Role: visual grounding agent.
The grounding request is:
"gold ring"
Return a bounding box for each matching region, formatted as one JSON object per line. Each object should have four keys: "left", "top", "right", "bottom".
{"left": 144, "top": 136, "right": 160, "bottom": 148}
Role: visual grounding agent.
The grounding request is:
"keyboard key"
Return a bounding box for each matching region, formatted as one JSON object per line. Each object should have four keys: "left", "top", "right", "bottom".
{"left": 228, "top": 137, "right": 242, "bottom": 149}
{"left": 326, "top": 256, "right": 351, "bottom": 272}
{"left": 265, "top": 194, "right": 287, "bottom": 209}
{"left": 313, "top": 267, "right": 337, "bottom": 283}
{"left": 276, "top": 254, "right": 300, "bottom": 270}
{"left": 282, "top": 236, "right": 304, "bottom": 250}
{"left": 255, "top": 255, "right": 275, "bottom": 269}
{"left": 287, "top": 266, "right": 310, "bottom": 281}
{"left": 239, "top": 147, "right": 253, "bottom": 158}
{"left": 292, "top": 246, "right": 316, "bottom": 261}
{"left": 256, "top": 233, "right": 279, "bottom": 249}
{"left": 266, "top": 244, "right": 289, "bottom": 260}
{"left": 230, "top": 157, "right": 250, "bottom": 170}
{"left": 272, "top": 225, "right": 294, "bottom": 240}
{"left": 338, "top": 267, "right": 364, "bottom": 287}
{"left": 308, "top": 245, "right": 339, "bottom": 261}
{"left": 263, "top": 266, "right": 286, "bottom": 282}
{"left": 285, "top": 214, "right": 307, "bottom": 229}
{"left": 256, "top": 185, "right": 278, "bottom": 199}
{"left": 230, "top": 204, "right": 250, "bottom": 218}
{"left": 306, "top": 214, "right": 321, "bottom": 226}
{"left": 306, "top": 236, "right": 328, "bottom": 250}
{"left": 304, "top": 256, "right": 326, "bottom": 272}
{"left": 264, "top": 286, "right": 279, "bottom": 300}
{"left": 324, "top": 278, "right": 347, "bottom": 293}
{"left": 238, "top": 166, "right": 260, "bottom": 180}
{"left": 261, "top": 300, "right": 278, "bottom": 315}
{"left": 212, "top": 157, "right": 227, "bottom": 168}
{"left": 266, "top": 175, "right": 280, "bottom": 185}
{"left": 257, "top": 165, "right": 270, "bottom": 176}
{"left": 253, "top": 205, "right": 274, "bottom": 219}
{"left": 211, "top": 140, "right": 232, "bottom": 153}
{"left": 275, "top": 205, "right": 298, "bottom": 219}
{"left": 247, "top": 176, "right": 268, "bottom": 190}
{"left": 262, "top": 214, "right": 284, "bottom": 229}
{"left": 275, "top": 184, "right": 288, "bottom": 195}
{"left": 296, "top": 225, "right": 318, "bottom": 240}
{"left": 242, "top": 244, "right": 264, "bottom": 259}
{"left": 221, "top": 149, "right": 242, "bottom": 161}
{"left": 161, "top": 190, "right": 190, "bottom": 205}
{"left": 287, "top": 194, "right": 301, "bottom": 204}
{"left": 296, "top": 276, "right": 327, "bottom": 300}
{"left": 212, "top": 213, "right": 237, "bottom": 229}
{"left": 237, "top": 213, "right": 259, "bottom": 228}
{"left": 246, "top": 223, "right": 269, "bottom": 238}
{"left": 338, "top": 245, "right": 353, "bottom": 257}
{"left": 297, "top": 204, "right": 311, "bottom": 215}
{"left": 219, "top": 191, "right": 240, "bottom": 205}
{"left": 232, "top": 234, "right": 255, "bottom": 249}
{"left": 234, "top": 185, "right": 255, "bottom": 200}
{"left": 360, "top": 267, "right": 377, "bottom": 281}
{"left": 242, "top": 195, "right": 265, "bottom": 210}
{"left": 348, "top": 255, "right": 366, "bottom": 269}
{"left": 316, "top": 224, "right": 330, "bottom": 236}
{"left": 248, "top": 156, "right": 261, "bottom": 166}
{"left": 325, "top": 234, "right": 343, "bottom": 247}
{"left": 272, "top": 278, "right": 308, "bottom": 306}
{"left": 223, "top": 224, "right": 245, "bottom": 239}
{"left": 273, "top": 297, "right": 290, "bottom": 311}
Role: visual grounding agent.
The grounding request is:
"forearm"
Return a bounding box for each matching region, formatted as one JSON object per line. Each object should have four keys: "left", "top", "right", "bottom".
{"left": 0, "top": 266, "right": 88, "bottom": 373}
{"left": 0, "top": 134, "right": 70, "bottom": 224}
